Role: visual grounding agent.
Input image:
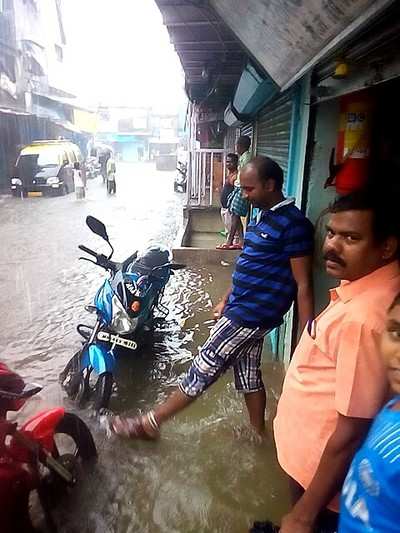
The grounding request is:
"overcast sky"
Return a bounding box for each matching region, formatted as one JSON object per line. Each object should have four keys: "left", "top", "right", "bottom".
{"left": 63, "top": 0, "right": 186, "bottom": 113}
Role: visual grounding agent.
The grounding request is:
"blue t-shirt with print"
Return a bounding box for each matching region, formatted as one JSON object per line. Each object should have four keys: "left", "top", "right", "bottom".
{"left": 339, "top": 396, "right": 400, "bottom": 532}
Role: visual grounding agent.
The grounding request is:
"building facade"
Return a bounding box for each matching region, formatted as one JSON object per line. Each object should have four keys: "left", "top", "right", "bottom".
{"left": 0, "top": 0, "right": 95, "bottom": 189}
{"left": 96, "top": 106, "right": 181, "bottom": 164}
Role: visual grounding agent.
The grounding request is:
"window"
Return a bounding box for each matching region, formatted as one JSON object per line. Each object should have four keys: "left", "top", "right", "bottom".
{"left": 55, "top": 44, "right": 63, "bottom": 62}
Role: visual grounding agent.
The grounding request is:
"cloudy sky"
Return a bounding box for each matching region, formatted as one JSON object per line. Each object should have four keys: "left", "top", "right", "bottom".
{"left": 62, "top": 0, "right": 186, "bottom": 113}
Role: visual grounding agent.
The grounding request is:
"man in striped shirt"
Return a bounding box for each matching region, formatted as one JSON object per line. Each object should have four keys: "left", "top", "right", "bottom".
{"left": 112, "top": 156, "right": 314, "bottom": 440}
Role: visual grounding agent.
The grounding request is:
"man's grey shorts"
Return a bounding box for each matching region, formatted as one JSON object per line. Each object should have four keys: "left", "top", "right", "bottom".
{"left": 179, "top": 316, "right": 269, "bottom": 397}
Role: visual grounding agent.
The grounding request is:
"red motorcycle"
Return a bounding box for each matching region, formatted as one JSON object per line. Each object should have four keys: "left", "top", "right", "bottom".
{"left": 0, "top": 363, "right": 97, "bottom": 532}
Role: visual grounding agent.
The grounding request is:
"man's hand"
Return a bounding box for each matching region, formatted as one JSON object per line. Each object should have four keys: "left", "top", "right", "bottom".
{"left": 280, "top": 513, "right": 314, "bottom": 533}
{"left": 213, "top": 300, "right": 226, "bottom": 320}
{"left": 212, "top": 289, "right": 231, "bottom": 320}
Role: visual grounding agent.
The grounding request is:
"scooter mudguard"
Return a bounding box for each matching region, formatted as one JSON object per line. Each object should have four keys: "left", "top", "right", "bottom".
{"left": 85, "top": 344, "right": 116, "bottom": 374}
{"left": 20, "top": 407, "right": 65, "bottom": 453}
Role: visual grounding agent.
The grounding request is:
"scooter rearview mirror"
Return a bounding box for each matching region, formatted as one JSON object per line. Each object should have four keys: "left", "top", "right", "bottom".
{"left": 86, "top": 216, "right": 109, "bottom": 242}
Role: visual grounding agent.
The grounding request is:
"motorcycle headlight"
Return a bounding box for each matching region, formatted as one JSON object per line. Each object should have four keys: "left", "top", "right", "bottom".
{"left": 46, "top": 177, "right": 60, "bottom": 185}
{"left": 111, "top": 294, "right": 138, "bottom": 334}
{"left": 11, "top": 178, "right": 22, "bottom": 186}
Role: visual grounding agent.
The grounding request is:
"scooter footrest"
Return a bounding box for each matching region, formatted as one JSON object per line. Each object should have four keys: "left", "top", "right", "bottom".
{"left": 97, "top": 331, "right": 137, "bottom": 351}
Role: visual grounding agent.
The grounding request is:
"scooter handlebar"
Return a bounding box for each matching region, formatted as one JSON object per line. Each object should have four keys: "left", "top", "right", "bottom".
{"left": 78, "top": 244, "right": 98, "bottom": 258}
{"left": 79, "top": 245, "right": 119, "bottom": 272}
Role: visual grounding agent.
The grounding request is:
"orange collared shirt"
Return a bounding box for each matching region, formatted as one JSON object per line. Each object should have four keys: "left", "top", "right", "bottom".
{"left": 274, "top": 261, "right": 400, "bottom": 504}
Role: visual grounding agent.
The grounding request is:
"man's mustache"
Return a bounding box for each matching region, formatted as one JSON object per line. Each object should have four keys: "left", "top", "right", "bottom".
{"left": 323, "top": 251, "right": 346, "bottom": 267}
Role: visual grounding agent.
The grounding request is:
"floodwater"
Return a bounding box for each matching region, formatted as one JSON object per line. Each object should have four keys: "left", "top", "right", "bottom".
{"left": 0, "top": 162, "right": 289, "bottom": 533}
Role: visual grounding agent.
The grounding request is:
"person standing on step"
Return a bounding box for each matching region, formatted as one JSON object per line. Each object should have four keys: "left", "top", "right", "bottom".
{"left": 219, "top": 153, "right": 241, "bottom": 245}
{"left": 217, "top": 136, "right": 252, "bottom": 250}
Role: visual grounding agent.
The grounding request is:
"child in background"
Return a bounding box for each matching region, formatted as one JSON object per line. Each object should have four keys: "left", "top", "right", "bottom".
{"left": 106, "top": 154, "right": 116, "bottom": 195}
{"left": 217, "top": 135, "right": 251, "bottom": 250}
{"left": 339, "top": 292, "right": 400, "bottom": 532}
{"left": 219, "top": 153, "right": 240, "bottom": 243}
{"left": 73, "top": 161, "right": 85, "bottom": 199}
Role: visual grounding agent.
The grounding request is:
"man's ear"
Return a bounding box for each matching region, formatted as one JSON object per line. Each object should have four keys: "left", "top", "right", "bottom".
{"left": 382, "top": 236, "right": 398, "bottom": 261}
{"left": 265, "top": 178, "right": 275, "bottom": 192}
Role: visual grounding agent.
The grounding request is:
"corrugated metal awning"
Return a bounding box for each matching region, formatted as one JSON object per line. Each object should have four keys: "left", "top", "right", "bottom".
{"left": 210, "top": 0, "right": 394, "bottom": 90}
{"left": 154, "top": 0, "right": 249, "bottom": 106}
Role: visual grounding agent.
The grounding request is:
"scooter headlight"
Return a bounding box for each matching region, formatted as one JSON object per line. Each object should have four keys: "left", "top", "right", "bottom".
{"left": 111, "top": 294, "right": 138, "bottom": 334}
{"left": 11, "top": 178, "right": 22, "bottom": 186}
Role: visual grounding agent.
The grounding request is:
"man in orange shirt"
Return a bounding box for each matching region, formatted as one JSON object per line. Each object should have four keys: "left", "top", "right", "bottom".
{"left": 273, "top": 191, "right": 400, "bottom": 533}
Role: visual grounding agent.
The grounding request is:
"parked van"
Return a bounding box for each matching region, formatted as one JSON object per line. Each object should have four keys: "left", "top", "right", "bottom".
{"left": 10, "top": 140, "right": 83, "bottom": 197}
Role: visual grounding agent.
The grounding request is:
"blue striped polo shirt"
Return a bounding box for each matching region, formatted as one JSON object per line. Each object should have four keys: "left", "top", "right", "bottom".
{"left": 223, "top": 198, "right": 314, "bottom": 329}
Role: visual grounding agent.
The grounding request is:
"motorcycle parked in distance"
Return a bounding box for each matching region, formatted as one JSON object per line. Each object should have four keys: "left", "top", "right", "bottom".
{"left": 0, "top": 363, "right": 97, "bottom": 532}
{"left": 174, "top": 161, "right": 187, "bottom": 193}
{"left": 60, "top": 216, "right": 185, "bottom": 411}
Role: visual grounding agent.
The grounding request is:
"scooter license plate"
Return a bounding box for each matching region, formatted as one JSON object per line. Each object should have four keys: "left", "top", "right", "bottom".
{"left": 97, "top": 331, "right": 137, "bottom": 351}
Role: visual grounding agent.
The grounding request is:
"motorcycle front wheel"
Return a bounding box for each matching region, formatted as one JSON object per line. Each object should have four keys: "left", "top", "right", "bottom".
{"left": 93, "top": 372, "right": 113, "bottom": 411}
{"left": 60, "top": 351, "right": 89, "bottom": 407}
{"left": 54, "top": 412, "right": 97, "bottom": 462}
{"left": 37, "top": 413, "right": 97, "bottom": 527}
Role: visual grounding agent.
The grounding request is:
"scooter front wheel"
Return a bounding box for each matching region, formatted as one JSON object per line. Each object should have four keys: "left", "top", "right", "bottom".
{"left": 60, "top": 352, "right": 90, "bottom": 407}
{"left": 39, "top": 412, "right": 97, "bottom": 519}
{"left": 93, "top": 372, "right": 113, "bottom": 411}
{"left": 54, "top": 412, "right": 97, "bottom": 461}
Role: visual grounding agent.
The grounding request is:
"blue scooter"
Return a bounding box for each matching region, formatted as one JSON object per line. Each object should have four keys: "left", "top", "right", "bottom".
{"left": 59, "top": 215, "right": 185, "bottom": 411}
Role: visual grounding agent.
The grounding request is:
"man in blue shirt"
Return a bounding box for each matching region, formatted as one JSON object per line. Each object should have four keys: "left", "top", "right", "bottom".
{"left": 112, "top": 156, "right": 314, "bottom": 440}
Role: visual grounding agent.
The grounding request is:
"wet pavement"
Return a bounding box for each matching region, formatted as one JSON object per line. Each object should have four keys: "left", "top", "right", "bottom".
{"left": 0, "top": 161, "right": 289, "bottom": 532}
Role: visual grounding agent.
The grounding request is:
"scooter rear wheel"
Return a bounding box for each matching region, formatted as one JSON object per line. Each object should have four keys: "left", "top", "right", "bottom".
{"left": 93, "top": 372, "right": 113, "bottom": 411}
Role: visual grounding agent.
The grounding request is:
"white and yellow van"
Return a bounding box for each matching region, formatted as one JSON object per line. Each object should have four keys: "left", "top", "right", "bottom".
{"left": 10, "top": 140, "right": 83, "bottom": 197}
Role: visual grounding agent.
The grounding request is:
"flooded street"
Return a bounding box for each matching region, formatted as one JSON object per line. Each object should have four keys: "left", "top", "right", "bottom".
{"left": 0, "top": 162, "right": 289, "bottom": 532}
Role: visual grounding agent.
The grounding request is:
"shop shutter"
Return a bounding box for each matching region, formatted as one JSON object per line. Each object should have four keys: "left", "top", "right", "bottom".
{"left": 224, "top": 126, "right": 239, "bottom": 153}
{"left": 256, "top": 92, "right": 293, "bottom": 177}
{"left": 240, "top": 121, "right": 254, "bottom": 141}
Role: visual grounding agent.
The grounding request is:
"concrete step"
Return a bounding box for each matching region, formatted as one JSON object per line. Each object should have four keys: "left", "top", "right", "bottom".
{"left": 172, "top": 246, "right": 240, "bottom": 266}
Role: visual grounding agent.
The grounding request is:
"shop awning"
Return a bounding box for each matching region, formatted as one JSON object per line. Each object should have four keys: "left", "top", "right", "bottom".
{"left": 210, "top": 0, "right": 394, "bottom": 90}
{"left": 154, "top": 0, "right": 249, "bottom": 107}
{"left": 224, "top": 62, "right": 278, "bottom": 125}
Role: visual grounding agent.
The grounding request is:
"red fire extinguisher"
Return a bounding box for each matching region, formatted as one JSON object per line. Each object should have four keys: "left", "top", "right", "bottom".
{"left": 325, "top": 91, "right": 373, "bottom": 195}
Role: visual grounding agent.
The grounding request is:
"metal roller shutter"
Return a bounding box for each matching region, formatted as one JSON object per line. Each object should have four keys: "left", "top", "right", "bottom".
{"left": 240, "top": 121, "right": 254, "bottom": 141}
{"left": 256, "top": 92, "right": 293, "bottom": 176}
{"left": 224, "top": 126, "right": 239, "bottom": 153}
